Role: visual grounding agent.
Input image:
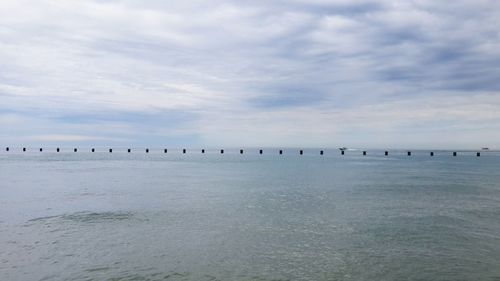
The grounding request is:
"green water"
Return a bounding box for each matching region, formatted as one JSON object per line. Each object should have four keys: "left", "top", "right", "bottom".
{"left": 1, "top": 149, "right": 499, "bottom": 280}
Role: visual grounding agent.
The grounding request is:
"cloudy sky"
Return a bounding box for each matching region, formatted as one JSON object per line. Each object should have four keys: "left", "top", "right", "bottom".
{"left": 1, "top": 0, "right": 500, "bottom": 149}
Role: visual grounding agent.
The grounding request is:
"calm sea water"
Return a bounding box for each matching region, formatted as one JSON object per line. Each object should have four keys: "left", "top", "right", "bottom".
{"left": 1, "top": 149, "right": 500, "bottom": 281}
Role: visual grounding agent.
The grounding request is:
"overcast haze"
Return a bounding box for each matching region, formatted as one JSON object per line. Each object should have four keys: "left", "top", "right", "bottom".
{"left": 1, "top": 0, "right": 500, "bottom": 149}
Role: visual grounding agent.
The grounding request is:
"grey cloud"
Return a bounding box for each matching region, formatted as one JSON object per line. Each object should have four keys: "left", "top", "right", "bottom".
{"left": 1, "top": 0, "right": 500, "bottom": 148}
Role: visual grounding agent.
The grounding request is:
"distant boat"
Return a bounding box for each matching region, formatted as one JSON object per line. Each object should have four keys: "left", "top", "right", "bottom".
{"left": 481, "top": 147, "right": 490, "bottom": 151}
{"left": 339, "top": 147, "right": 348, "bottom": 151}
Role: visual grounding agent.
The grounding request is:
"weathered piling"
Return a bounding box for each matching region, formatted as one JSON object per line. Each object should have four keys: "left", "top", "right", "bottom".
{"left": 13, "top": 146, "right": 486, "bottom": 159}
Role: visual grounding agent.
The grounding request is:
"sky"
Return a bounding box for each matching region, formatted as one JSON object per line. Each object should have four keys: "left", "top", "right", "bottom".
{"left": 1, "top": 0, "right": 500, "bottom": 149}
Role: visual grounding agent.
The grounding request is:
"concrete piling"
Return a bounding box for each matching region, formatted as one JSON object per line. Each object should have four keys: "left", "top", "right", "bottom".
{"left": 8, "top": 146, "right": 484, "bottom": 159}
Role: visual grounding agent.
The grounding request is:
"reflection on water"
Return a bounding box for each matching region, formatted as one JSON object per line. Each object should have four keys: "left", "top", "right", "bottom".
{"left": 1, "top": 151, "right": 500, "bottom": 280}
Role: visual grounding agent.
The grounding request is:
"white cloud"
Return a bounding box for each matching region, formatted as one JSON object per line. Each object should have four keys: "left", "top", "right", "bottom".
{"left": 29, "top": 134, "right": 121, "bottom": 142}
{"left": 1, "top": 0, "right": 500, "bottom": 148}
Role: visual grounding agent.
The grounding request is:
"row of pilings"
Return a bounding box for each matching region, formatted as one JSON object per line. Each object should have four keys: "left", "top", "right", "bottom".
{"left": 3, "top": 147, "right": 484, "bottom": 157}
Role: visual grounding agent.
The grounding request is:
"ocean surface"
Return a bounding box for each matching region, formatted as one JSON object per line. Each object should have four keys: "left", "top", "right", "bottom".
{"left": 1, "top": 149, "right": 500, "bottom": 281}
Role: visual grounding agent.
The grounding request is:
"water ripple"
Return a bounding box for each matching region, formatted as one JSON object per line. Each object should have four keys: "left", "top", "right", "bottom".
{"left": 26, "top": 211, "right": 138, "bottom": 226}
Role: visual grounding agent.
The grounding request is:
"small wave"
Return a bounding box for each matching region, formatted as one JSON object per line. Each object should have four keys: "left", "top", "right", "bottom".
{"left": 85, "top": 266, "right": 111, "bottom": 273}
{"left": 103, "top": 271, "right": 191, "bottom": 281}
{"left": 94, "top": 271, "right": 290, "bottom": 281}
{"left": 26, "top": 215, "right": 60, "bottom": 222}
{"left": 26, "top": 211, "right": 136, "bottom": 225}
{"left": 62, "top": 211, "right": 133, "bottom": 223}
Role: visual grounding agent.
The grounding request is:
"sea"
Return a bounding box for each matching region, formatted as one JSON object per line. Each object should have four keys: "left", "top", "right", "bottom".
{"left": 1, "top": 148, "right": 500, "bottom": 281}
